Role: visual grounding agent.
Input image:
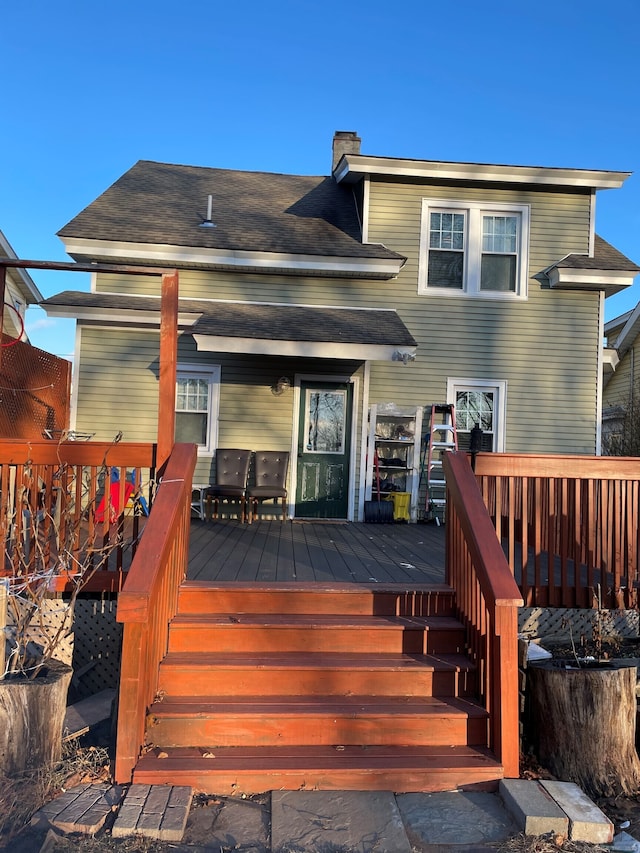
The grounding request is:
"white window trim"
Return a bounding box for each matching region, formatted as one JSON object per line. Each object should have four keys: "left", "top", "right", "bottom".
{"left": 419, "top": 199, "right": 530, "bottom": 299}
{"left": 176, "top": 362, "right": 221, "bottom": 457}
{"left": 447, "top": 378, "right": 507, "bottom": 452}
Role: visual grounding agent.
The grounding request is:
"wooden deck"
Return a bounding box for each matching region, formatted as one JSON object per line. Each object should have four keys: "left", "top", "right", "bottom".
{"left": 187, "top": 519, "right": 446, "bottom": 585}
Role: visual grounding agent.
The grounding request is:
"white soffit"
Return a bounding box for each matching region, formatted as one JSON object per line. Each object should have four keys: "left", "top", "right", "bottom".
{"left": 193, "top": 334, "right": 414, "bottom": 361}
{"left": 547, "top": 267, "right": 636, "bottom": 296}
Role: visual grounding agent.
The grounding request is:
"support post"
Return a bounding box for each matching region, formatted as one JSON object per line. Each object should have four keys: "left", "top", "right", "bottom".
{"left": 157, "top": 271, "right": 179, "bottom": 472}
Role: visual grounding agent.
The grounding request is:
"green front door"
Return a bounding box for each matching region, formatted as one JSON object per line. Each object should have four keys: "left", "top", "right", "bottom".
{"left": 295, "top": 381, "right": 353, "bottom": 519}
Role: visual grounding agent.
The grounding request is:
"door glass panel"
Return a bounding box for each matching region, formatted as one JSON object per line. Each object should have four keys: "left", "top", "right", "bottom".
{"left": 305, "top": 390, "right": 346, "bottom": 454}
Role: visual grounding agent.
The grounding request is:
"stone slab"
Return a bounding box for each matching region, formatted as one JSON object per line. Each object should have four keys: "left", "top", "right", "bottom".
{"left": 63, "top": 689, "right": 115, "bottom": 740}
{"left": 111, "top": 784, "right": 193, "bottom": 841}
{"left": 397, "top": 791, "right": 517, "bottom": 846}
{"left": 271, "top": 790, "right": 411, "bottom": 853}
{"left": 500, "top": 779, "right": 569, "bottom": 836}
{"left": 183, "top": 796, "right": 269, "bottom": 851}
{"left": 34, "top": 783, "right": 122, "bottom": 835}
{"left": 541, "top": 780, "right": 614, "bottom": 843}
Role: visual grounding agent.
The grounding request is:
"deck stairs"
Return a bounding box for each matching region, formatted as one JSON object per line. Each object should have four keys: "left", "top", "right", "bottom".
{"left": 134, "top": 582, "right": 503, "bottom": 793}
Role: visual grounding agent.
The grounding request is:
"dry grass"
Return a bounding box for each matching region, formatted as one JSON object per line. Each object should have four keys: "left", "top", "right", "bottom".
{"left": 0, "top": 742, "right": 110, "bottom": 843}
{"left": 498, "top": 833, "right": 611, "bottom": 853}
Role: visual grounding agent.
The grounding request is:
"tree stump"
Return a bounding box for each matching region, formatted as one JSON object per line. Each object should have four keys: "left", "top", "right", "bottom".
{"left": 0, "top": 662, "right": 72, "bottom": 774}
{"left": 529, "top": 660, "right": 640, "bottom": 797}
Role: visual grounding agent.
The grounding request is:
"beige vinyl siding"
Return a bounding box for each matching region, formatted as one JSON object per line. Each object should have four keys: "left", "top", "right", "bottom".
{"left": 75, "top": 325, "right": 365, "bottom": 502}
{"left": 74, "top": 326, "right": 161, "bottom": 444}
{"left": 364, "top": 180, "right": 599, "bottom": 455}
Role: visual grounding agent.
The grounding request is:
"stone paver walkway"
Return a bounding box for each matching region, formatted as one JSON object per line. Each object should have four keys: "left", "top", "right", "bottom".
{"left": 24, "top": 780, "right": 618, "bottom": 853}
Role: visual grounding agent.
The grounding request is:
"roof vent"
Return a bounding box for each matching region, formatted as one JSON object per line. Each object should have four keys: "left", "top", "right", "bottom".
{"left": 199, "top": 194, "right": 216, "bottom": 228}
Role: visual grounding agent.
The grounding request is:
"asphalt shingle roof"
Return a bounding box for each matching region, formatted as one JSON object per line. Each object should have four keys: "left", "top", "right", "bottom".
{"left": 556, "top": 235, "right": 640, "bottom": 272}
{"left": 58, "top": 161, "right": 404, "bottom": 263}
{"left": 41, "top": 291, "right": 417, "bottom": 347}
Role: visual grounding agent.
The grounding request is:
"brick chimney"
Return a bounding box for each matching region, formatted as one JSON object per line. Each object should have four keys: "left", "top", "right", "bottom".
{"left": 332, "top": 131, "right": 361, "bottom": 171}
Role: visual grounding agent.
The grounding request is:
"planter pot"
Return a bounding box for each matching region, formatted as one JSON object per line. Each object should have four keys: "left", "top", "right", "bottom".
{"left": 0, "top": 661, "right": 72, "bottom": 775}
{"left": 528, "top": 659, "right": 640, "bottom": 797}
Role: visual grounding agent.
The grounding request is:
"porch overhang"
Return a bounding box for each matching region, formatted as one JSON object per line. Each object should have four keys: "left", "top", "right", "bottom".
{"left": 40, "top": 291, "right": 418, "bottom": 362}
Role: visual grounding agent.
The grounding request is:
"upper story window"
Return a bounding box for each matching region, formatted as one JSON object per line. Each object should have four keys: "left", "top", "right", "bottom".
{"left": 175, "top": 364, "right": 220, "bottom": 456}
{"left": 419, "top": 199, "right": 530, "bottom": 299}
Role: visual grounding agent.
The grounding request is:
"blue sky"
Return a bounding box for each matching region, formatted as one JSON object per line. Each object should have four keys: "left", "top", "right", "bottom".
{"left": 2, "top": 0, "right": 639, "bottom": 358}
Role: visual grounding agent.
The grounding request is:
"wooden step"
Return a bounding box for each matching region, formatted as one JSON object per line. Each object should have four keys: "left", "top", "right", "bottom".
{"left": 178, "top": 582, "right": 455, "bottom": 617}
{"left": 167, "top": 614, "right": 465, "bottom": 655}
{"left": 133, "top": 744, "right": 502, "bottom": 794}
{"left": 157, "top": 651, "right": 478, "bottom": 698}
{"left": 147, "top": 695, "right": 489, "bottom": 748}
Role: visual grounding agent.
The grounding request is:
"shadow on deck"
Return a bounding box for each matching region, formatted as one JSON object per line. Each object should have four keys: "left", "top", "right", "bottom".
{"left": 187, "top": 519, "right": 447, "bottom": 585}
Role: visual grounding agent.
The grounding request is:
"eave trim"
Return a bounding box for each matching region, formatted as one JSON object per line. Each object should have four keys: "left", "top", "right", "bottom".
{"left": 334, "top": 154, "right": 630, "bottom": 189}
{"left": 60, "top": 238, "right": 404, "bottom": 278}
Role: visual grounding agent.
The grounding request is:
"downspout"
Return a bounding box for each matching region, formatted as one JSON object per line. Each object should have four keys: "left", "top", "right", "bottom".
{"left": 595, "top": 290, "right": 605, "bottom": 455}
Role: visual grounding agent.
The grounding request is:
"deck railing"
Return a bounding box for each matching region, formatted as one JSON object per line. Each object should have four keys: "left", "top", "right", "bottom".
{"left": 114, "top": 442, "right": 196, "bottom": 783}
{"left": 0, "top": 438, "right": 156, "bottom": 592}
{"left": 443, "top": 451, "right": 523, "bottom": 778}
{"left": 472, "top": 453, "right": 640, "bottom": 609}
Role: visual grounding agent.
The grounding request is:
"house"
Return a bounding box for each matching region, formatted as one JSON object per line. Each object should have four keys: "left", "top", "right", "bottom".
{"left": 602, "top": 301, "right": 640, "bottom": 453}
{"left": 0, "top": 228, "right": 42, "bottom": 342}
{"left": 41, "top": 131, "right": 639, "bottom": 521}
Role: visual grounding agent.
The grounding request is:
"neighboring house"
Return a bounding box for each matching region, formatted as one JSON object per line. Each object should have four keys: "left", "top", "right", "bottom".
{"left": 41, "top": 131, "right": 639, "bottom": 520}
{"left": 602, "top": 302, "right": 640, "bottom": 452}
{"left": 0, "top": 229, "right": 42, "bottom": 342}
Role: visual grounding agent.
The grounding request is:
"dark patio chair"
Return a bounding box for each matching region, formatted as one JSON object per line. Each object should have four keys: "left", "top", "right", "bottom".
{"left": 206, "top": 449, "right": 252, "bottom": 522}
{"left": 247, "top": 451, "right": 290, "bottom": 523}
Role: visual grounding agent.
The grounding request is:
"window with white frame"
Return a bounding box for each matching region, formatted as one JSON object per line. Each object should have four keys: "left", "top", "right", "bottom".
{"left": 447, "top": 379, "right": 507, "bottom": 452}
{"left": 175, "top": 365, "right": 220, "bottom": 455}
{"left": 419, "top": 200, "right": 529, "bottom": 298}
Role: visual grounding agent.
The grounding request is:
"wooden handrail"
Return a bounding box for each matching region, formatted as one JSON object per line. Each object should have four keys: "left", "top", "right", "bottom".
{"left": 443, "top": 450, "right": 523, "bottom": 778}
{"left": 114, "top": 442, "right": 196, "bottom": 783}
{"left": 472, "top": 452, "right": 640, "bottom": 608}
{"left": 473, "top": 452, "right": 640, "bottom": 480}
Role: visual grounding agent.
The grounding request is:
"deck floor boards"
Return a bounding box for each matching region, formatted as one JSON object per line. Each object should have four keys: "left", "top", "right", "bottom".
{"left": 187, "top": 520, "right": 446, "bottom": 585}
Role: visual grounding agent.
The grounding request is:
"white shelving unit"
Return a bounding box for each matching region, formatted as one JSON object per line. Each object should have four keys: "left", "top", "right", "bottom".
{"left": 366, "top": 403, "right": 423, "bottom": 522}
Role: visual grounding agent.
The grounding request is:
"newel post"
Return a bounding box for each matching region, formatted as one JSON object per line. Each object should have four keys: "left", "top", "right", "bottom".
{"left": 494, "top": 603, "right": 521, "bottom": 778}
{"left": 157, "top": 271, "right": 179, "bottom": 471}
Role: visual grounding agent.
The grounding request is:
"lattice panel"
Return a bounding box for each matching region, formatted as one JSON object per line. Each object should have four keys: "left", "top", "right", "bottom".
{"left": 519, "top": 607, "right": 639, "bottom": 644}
{"left": 6, "top": 599, "right": 74, "bottom": 667}
{"left": 0, "top": 334, "right": 70, "bottom": 439}
{"left": 72, "top": 598, "right": 122, "bottom": 700}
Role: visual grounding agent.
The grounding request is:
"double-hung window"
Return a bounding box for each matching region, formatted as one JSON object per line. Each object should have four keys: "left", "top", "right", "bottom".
{"left": 175, "top": 364, "right": 220, "bottom": 455}
{"left": 419, "top": 199, "right": 529, "bottom": 298}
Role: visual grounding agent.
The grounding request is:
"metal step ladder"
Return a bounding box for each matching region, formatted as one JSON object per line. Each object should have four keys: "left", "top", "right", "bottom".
{"left": 424, "top": 404, "right": 458, "bottom": 525}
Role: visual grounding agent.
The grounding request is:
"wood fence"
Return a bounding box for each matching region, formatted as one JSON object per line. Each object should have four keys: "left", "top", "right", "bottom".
{"left": 472, "top": 453, "right": 640, "bottom": 609}
{"left": 0, "top": 438, "right": 156, "bottom": 593}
